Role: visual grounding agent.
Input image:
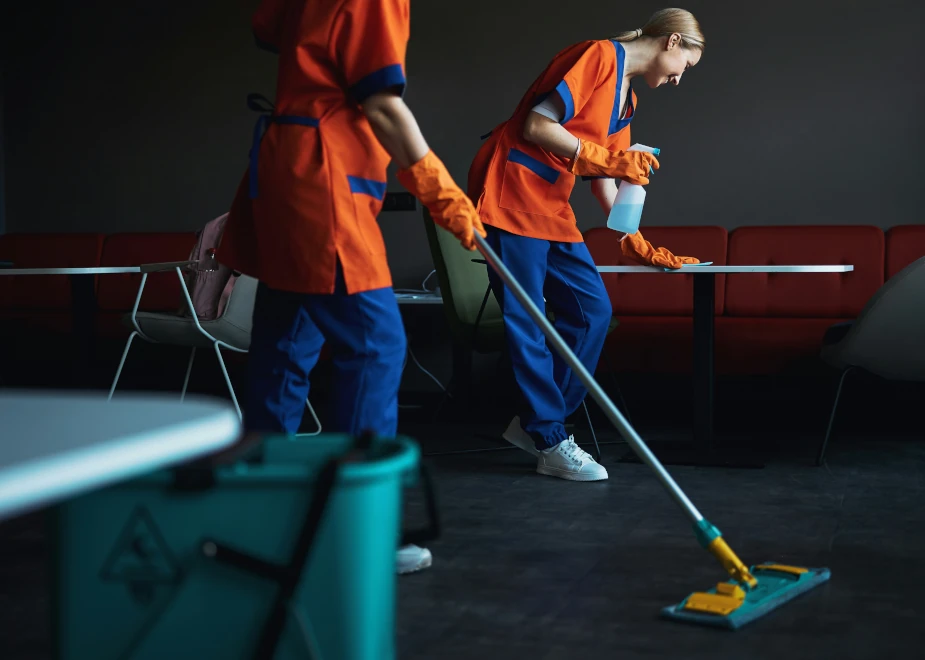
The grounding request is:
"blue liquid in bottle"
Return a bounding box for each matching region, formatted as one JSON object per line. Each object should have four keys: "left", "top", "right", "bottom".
{"left": 607, "top": 203, "right": 644, "bottom": 235}
{"left": 607, "top": 144, "right": 658, "bottom": 235}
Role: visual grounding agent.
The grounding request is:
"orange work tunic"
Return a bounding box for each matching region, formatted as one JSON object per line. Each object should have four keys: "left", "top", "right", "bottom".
{"left": 468, "top": 40, "right": 637, "bottom": 243}
{"left": 218, "top": 0, "right": 410, "bottom": 295}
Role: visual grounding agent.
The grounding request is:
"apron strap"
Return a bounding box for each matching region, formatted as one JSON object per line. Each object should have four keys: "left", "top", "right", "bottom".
{"left": 247, "top": 94, "right": 320, "bottom": 200}
{"left": 248, "top": 115, "right": 272, "bottom": 199}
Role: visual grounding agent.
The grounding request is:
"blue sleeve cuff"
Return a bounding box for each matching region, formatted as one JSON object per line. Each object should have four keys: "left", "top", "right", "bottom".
{"left": 555, "top": 80, "right": 576, "bottom": 124}
{"left": 350, "top": 64, "right": 407, "bottom": 103}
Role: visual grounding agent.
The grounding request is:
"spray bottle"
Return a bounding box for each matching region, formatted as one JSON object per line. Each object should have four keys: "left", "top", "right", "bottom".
{"left": 606, "top": 143, "right": 660, "bottom": 236}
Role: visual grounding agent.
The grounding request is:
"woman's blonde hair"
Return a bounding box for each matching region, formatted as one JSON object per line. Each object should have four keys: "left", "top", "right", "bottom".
{"left": 611, "top": 8, "right": 705, "bottom": 51}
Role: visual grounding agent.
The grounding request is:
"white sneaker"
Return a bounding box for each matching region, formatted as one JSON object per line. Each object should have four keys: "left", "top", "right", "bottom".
{"left": 502, "top": 416, "right": 541, "bottom": 457}
{"left": 397, "top": 544, "right": 432, "bottom": 575}
{"left": 536, "top": 435, "right": 608, "bottom": 482}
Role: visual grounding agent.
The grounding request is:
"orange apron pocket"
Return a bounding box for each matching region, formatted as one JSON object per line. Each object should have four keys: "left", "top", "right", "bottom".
{"left": 348, "top": 176, "right": 388, "bottom": 255}
{"left": 499, "top": 148, "right": 570, "bottom": 217}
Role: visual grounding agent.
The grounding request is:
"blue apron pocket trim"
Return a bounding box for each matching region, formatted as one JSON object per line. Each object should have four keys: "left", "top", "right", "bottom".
{"left": 508, "top": 148, "right": 560, "bottom": 185}
{"left": 347, "top": 176, "right": 388, "bottom": 200}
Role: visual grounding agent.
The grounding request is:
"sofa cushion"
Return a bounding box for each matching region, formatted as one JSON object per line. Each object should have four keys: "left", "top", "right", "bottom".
{"left": 725, "top": 225, "right": 884, "bottom": 318}
{"left": 599, "top": 316, "right": 694, "bottom": 374}
{"left": 715, "top": 317, "right": 853, "bottom": 374}
{"left": 98, "top": 233, "right": 196, "bottom": 312}
{"left": 0, "top": 233, "right": 104, "bottom": 310}
{"left": 885, "top": 225, "right": 925, "bottom": 279}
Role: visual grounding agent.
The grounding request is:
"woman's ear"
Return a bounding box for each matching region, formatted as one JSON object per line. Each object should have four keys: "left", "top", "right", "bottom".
{"left": 667, "top": 33, "right": 682, "bottom": 50}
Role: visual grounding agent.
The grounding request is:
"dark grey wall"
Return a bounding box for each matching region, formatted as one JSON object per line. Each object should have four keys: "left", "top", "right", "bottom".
{"left": 407, "top": 0, "right": 925, "bottom": 236}
{"left": 2, "top": 1, "right": 923, "bottom": 287}
{"left": 0, "top": 62, "right": 5, "bottom": 235}
{"left": 0, "top": 36, "right": 6, "bottom": 234}
{"left": 1, "top": 2, "right": 270, "bottom": 237}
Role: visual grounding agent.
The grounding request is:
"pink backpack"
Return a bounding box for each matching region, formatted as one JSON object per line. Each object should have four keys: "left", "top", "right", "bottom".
{"left": 180, "top": 212, "right": 238, "bottom": 321}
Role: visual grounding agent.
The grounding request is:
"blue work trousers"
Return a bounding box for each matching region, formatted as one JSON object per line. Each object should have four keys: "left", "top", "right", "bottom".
{"left": 485, "top": 226, "right": 612, "bottom": 449}
{"left": 245, "top": 264, "right": 406, "bottom": 437}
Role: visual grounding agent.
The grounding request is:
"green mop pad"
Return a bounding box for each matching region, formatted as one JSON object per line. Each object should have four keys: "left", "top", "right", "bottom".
{"left": 661, "top": 564, "right": 831, "bottom": 630}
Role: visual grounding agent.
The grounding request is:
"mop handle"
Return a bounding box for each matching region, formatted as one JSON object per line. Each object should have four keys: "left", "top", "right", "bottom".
{"left": 475, "top": 233, "right": 704, "bottom": 523}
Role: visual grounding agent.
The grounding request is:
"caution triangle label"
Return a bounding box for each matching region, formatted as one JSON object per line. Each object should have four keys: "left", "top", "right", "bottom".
{"left": 100, "top": 506, "right": 181, "bottom": 585}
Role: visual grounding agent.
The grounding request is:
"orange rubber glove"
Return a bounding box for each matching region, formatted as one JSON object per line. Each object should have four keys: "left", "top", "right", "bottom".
{"left": 397, "top": 150, "right": 486, "bottom": 251}
{"left": 621, "top": 231, "right": 701, "bottom": 270}
{"left": 567, "top": 140, "right": 660, "bottom": 185}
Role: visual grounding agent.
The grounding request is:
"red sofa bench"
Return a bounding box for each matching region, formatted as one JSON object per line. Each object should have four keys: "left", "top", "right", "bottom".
{"left": 586, "top": 224, "right": 914, "bottom": 376}
{"left": 886, "top": 225, "right": 925, "bottom": 278}
{"left": 0, "top": 232, "right": 105, "bottom": 337}
{"left": 1, "top": 225, "right": 921, "bottom": 380}
{"left": 716, "top": 225, "right": 883, "bottom": 374}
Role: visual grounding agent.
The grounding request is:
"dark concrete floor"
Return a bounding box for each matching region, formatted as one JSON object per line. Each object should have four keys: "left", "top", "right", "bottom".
{"left": 5, "top": 423, "right": 921, "bottom": 659}
{"left": 392, "top": 418, "right": 925, "bottom": 660}
{"left": 1, "top": 358, "right": 923, "bottom": 658}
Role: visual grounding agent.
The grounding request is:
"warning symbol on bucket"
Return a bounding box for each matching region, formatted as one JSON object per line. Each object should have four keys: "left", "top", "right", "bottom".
{"left": 100, "top": 506, "right": 181, "bottom": 605}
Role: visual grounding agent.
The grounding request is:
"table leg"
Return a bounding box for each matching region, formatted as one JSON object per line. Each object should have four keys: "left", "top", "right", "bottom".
{"left": 0, "top": 263, "right": 13, "bottom": 384}
{"left": 69, "top": 274, "right": 97, "bottom": 388}
{"left": 692, "top": 272, "right": 715, "bottom": 452}
{"left": 618, "top": 272, "right": 765, "bottom": 468}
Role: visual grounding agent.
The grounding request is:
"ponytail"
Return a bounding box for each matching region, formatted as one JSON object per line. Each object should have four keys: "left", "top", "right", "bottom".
{"left": 611, "top": 27, "right": 644, "bottom": 42}
{"left": 611, "top": 8, "right": 705, "bottom": 51}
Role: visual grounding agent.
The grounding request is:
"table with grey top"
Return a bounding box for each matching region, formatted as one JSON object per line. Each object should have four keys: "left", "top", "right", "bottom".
{"left": 596, "top": 263, "right": 855, "bottom": 467}
{"left": 0, "top": 266, "right": 146, "bottom": 385}
{"left": 0, "top": 267, "right": 146, "bottom": 332}
{"left": 0, "top": 390, "right": 240, "bottom": 521}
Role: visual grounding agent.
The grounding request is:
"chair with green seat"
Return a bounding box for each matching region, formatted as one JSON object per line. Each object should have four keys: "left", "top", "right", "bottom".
{"left": 421, "top": 211, "right": 631, "bottom": 459}
{"left": 420, "top": 209, "right": 506, "bottom": 410}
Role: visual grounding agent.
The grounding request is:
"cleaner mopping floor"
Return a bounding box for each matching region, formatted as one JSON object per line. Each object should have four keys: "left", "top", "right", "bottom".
{"left": 474, "top": 231, "right": 831, "bottom": 629}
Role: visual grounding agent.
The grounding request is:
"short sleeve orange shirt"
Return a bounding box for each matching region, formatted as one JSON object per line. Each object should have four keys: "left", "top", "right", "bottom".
{"left": 219, "top": 0, "right": 411, "bottom": 295}
{"left": 467, "top": 40, "right": 637, "bottom": 243}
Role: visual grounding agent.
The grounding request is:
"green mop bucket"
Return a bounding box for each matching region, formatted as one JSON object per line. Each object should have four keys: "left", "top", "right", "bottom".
{"left": 51, "top": 433, "right": 423, "bottom": 660}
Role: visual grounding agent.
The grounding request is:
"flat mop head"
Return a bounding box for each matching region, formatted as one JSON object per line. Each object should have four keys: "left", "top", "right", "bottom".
{"left": 662, "top": 563, "right": 831, "bottom": 630}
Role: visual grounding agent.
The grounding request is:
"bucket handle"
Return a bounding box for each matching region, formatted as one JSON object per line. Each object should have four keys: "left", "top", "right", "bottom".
{"left": 196, "top": 431, "right": 429, "bottom": 660}
{"left": 198, "top": 454, "right": 338, "bottom": 660}
{"left": 400, "top": 463, "right": 441, "bottom": 547}
{"left": 199, "top": 440, "right": 352, "bottom": 660}
{"left": 180, "top": 432, "right": 436, "bottom": 658}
